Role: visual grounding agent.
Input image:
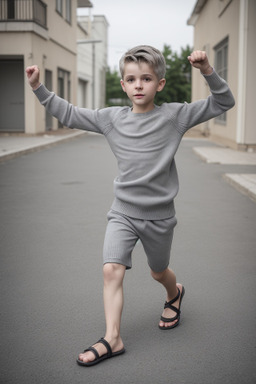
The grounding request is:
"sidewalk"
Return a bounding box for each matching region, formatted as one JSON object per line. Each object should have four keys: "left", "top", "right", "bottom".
{"left": 193, "top": 145, "right": 256, "bottom": 201}
{"left": 0, "top": 129, "right": 86, "bottom": 162}
{"left": 0, "top": 130, "right": 255, "bottom": 201}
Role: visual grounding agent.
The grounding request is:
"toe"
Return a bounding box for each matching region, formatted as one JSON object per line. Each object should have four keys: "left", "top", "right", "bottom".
{"left": 159, "top": 318, "right": 178, "bottom": 328}
{"left": 167, "top": 319, "right": 177, "bottom": 327}
{"left": 78, "top": 351, "right": 96, "bottom": 363}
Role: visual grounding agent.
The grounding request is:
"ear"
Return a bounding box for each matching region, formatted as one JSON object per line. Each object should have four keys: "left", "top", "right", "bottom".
{"left": 120, "top": 79, "right": 126, "bottom": 93}
{"left": 157, "top": 78, "right": 166, "bottom": 92}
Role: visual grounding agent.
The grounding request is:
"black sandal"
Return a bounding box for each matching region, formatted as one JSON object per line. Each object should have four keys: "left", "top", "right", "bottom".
{"left": 76, "top": 337, "right": 125, "bottom": 367}
{"left": 159, "top": 286, "right": 185, "bottom": 330}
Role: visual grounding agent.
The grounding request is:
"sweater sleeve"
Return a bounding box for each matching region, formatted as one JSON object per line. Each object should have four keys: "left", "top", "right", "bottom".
{"left": 175, "top": 69, "right": 235, "bottom": 135}
{"left": 33, "top": 84, "right": 103, "bottom": 134}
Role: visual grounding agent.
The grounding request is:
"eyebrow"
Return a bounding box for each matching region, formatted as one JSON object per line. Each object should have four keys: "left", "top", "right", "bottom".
{"left": 124, "top": 73, "right": 154, "bottom": 78}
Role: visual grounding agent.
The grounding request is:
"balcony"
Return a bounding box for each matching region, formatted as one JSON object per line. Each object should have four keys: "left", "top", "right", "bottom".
{"left": 0, "top": 0, "right": 47, "bottom": 29}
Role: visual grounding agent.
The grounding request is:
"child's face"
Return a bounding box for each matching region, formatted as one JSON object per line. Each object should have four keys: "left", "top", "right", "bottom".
{"left": 120, "top": 61, "right": 166, "bottom": 113}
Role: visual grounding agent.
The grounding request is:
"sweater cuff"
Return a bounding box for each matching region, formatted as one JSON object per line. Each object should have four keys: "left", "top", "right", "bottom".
{"left": 33, "top": 84, "right": 53, "bottom": 103}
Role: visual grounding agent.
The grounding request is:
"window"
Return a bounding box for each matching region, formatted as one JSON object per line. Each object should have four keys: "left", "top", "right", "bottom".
{"left": 56, "top": 0, "right": 71, "bottom": 24}
{"left": 45, "top": 70, "right": 53, "bottom": 130}
{"left": 56, "top": 0, "right": 63, "bottom": 16}
{"left": 214, "top": 37, "right": 229, "bottom": 123}
{"left": 57, "top": 68, "right": 70, "bottom": 128}
{"left": 66, "top": 0, "right": 71, "bottom": 23}
{"left": 7, "top": 0, "right": 15, "bottom": 19}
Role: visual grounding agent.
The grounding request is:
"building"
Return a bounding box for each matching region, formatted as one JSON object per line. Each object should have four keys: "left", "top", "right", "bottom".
{"left": 0, "top": 0, "right": 108, "bottom": 134}
{"left": 188, "top": 0, "right": 256, "bottom": 150}
{"left": 77, "top": 14, "right": 108, "bottom": 110}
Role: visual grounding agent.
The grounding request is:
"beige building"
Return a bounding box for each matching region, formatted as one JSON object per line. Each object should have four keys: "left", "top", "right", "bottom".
{"left": 0, "top": 0, "right": 108, "bottom": 134}
{"left": 188, "top": 0, "right": 256, "bottom": 150}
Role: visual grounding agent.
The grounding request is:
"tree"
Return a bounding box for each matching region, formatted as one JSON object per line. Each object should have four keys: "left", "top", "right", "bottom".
{"left": 154, "top": 45, "right": 192, "bottom": 105}
{"left": 105, "top": 68, "right": 130, "bottom": 107}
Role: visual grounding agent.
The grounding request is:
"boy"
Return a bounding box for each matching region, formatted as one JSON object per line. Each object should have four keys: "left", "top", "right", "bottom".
{"left": 26, "top": 46, "right": 235, "bottom": 367}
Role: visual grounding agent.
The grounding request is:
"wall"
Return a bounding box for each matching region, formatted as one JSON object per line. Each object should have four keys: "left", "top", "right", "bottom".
{"left": 191, "top": 0, "right": 239, "bottom": 147}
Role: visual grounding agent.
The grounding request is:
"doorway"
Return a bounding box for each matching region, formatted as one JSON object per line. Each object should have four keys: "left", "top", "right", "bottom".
{"left": 0, "top": 58, "right": 24, "bottom": 132}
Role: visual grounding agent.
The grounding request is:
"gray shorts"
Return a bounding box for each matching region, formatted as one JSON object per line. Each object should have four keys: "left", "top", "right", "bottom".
{"left": 103, "top": 210, "right": 177, "bottom": 272}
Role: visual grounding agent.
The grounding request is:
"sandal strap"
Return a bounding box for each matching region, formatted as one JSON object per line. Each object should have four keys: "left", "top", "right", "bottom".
{"left": 97, "top": 337, "right": 112, "bottom": 357}
{"left": 160, "top": 313, "right": 179, "bottom": 323}
{"left": 164, "top": 287, "right": 180, "bottom": 309}
{"left": 163, "top": 287, "right": 181, "bottom": 316}
{"left": 83, "top": 346, "right": 99, "bottom": 360}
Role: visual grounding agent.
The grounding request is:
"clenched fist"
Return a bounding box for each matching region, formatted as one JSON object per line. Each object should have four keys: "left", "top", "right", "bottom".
{"left": 187, "top": 51, "right": 213, "bottom": 75}
{"left": 26, "top": 65, "right": 41, "bottom": 90}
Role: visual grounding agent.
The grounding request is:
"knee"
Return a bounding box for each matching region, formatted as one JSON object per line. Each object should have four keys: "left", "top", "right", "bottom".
{"left": 103, "top": 263, "right": 125, "bottom": 284}
{"left": 150, "top": 268, "right": 167, "bottom": 282}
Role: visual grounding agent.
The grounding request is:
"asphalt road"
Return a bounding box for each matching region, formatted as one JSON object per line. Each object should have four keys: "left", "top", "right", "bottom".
{"left": 1, "top": 134, "right": 255, "bottom": 384}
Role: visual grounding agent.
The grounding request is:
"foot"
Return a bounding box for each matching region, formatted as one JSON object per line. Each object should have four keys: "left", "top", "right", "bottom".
{"left": 159, "top": 283, "right": 183, "bottom": 329}
{"left": 78, "top": 336, "right": 124, "bottom": 365}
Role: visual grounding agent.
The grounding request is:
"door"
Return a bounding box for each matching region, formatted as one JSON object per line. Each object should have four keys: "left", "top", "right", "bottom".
{"left": 0, "top": 58, "right": 25, "bottom": 132}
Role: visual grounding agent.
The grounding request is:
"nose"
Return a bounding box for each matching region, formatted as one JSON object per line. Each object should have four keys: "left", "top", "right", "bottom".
{"left": 135, "top": 79, "right": 142, "bottom": 89}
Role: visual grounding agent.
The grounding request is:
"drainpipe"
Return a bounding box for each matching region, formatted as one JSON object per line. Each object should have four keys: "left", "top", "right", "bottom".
{"left": 236, "top": 0, "right": 248, "bottom": 145}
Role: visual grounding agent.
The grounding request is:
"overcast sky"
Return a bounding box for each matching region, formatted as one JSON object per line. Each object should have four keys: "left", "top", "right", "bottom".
{"left": 77, "top": 0, "right": 196, "bottom": 70}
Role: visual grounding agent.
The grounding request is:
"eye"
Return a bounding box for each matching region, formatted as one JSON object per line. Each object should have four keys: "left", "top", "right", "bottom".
{"left": 126, "top": 78, "right": 134, "bottom": 83}
{"left": 143, "top": 77, "right": 152, "bottom": 82}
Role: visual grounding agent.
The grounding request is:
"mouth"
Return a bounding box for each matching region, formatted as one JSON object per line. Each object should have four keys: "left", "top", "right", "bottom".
{"left": 134, "top": 94, "right": 144, "bottom": 98}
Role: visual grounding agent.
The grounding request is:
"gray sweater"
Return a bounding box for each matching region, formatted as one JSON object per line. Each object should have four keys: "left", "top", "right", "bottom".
{"left": 34, "top": 70, "right": 235, "bottom": 220}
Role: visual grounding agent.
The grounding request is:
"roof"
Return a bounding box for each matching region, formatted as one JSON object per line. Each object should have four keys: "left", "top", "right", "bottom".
{"left": 187, "top": 0, "right": 208, "bottom": 25}
{"left": 77, "top": 0, "right": 93, "bottom": 8}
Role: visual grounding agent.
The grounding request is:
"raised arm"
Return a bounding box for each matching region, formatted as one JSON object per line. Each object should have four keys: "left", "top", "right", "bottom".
{"left": 175, "top": 51, "right": 235, "bottom": 134}
{"left": 26, "top": 65, "right": 103, "bottom": 134}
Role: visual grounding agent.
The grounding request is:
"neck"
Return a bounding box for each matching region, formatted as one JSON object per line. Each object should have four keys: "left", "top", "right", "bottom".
{"left": 132, "top": 103, "right": 155, "bottom": 114}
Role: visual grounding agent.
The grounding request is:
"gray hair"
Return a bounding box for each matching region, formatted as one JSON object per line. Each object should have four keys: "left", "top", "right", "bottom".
{"left": 119, "top": 45, "right": 166, "bottom": 80}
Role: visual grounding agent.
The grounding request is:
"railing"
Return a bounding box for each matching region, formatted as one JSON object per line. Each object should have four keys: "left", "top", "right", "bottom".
{"left": 0, "top": 0, "right": 47, "bottom": 29}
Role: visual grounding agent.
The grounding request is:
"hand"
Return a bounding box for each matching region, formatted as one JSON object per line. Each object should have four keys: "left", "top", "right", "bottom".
{"left": 187, "top": 51, "right": 213, "bottom": 75}
{"left": 26, "top": 65, "right": 41, "bottom": 90}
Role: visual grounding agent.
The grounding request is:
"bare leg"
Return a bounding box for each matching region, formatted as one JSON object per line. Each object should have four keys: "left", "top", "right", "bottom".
{"left": 151, "top": 267, "right": 183, "bottom": 328}
{"left": 78, "top": 263, "right": 126, "bottom": 364}
{"left": 104, "top": 263, "right": 126, "bottom": 342}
